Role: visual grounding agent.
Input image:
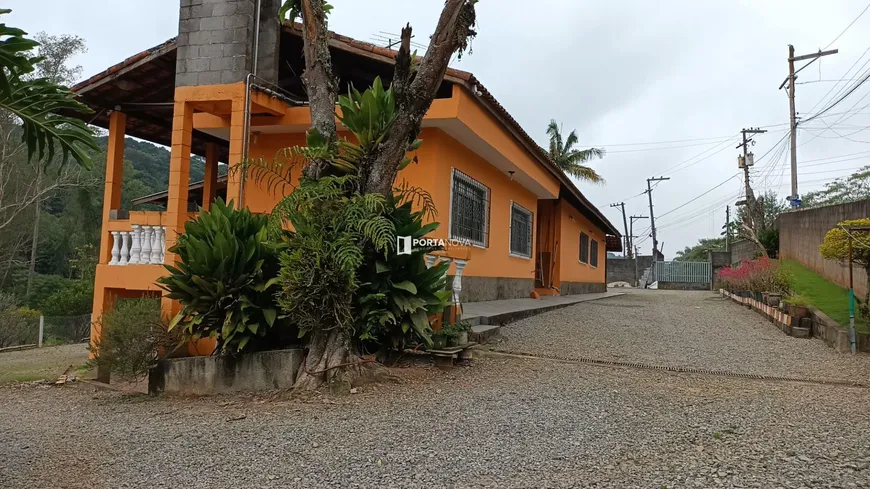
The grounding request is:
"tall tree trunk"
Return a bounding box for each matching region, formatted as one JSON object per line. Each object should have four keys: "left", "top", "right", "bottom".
{"left": 294, "top": 328, "right": 357, "bottom": 391}
{"left": 299, "top": 0, "right": 339, "bottom": 181}
{"left": 293, "top": 0, "right": 478, "bottom": 390}
{"left": 24, "top": 173, "right": 42, "bottom": 302}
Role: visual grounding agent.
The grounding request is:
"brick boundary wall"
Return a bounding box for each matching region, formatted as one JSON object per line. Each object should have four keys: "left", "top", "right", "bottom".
{"left": 776, "top": 200, "right": 870, "bottom": 302}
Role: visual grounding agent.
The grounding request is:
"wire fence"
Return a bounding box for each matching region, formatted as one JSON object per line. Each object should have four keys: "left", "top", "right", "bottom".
{"left": 0, "top": 312, "right": 91, "bottom": 349}
{"left": 43, "top": 314, "right": 92, "bottom": 345}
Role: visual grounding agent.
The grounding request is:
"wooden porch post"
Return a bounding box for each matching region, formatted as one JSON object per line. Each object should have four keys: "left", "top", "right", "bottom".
{"left": 202, "top": 142, "right": 219, "bottom": 211}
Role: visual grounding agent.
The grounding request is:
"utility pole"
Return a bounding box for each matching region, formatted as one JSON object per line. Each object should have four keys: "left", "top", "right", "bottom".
{"left": 629, "top": 215, "right": 648, "bottom": 259}
{"left": 780, "top": 45, "right": 838, "bottom": 207}
{"left": 634, "top": 245, "right": 640, "bottom": 288}
{"left": 737, "top": 127, "right": 766, "bottom": 234}
{"left": 724, "top": 205, "right": 731, "bottom": 252}
{"left": 610, "top": 202, "right": 630, "bottom": 258}
{"left": 645, "top": 177, "right": 669, "bottom": 260}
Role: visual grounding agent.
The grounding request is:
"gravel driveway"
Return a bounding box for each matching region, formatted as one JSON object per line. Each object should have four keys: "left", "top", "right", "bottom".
{"left": 2, "top": 290, "right": 870, "bottom": 488}
{"left": 2, "top": 358, "right": 869, "bottom": 488}
{"left": 496, "top": 289, "right": 870, "bottom": 383}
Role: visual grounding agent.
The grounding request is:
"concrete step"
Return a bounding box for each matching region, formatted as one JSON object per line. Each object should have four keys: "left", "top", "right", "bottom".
{"left": 470, "top": 325, "right": 501, "bottom": 344}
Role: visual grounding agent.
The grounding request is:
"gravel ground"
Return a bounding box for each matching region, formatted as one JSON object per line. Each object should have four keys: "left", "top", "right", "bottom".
{"left": 495, "top": 289, "right": 870, "bottom": 383}
{"left": 0, "top": 343, "right": 89, "bottom": 383}
{"left": 1, "top": 358, "right": 869, "bottom": 488}
{"left": 3, "top": 290, "right": 870, "bottom": 488}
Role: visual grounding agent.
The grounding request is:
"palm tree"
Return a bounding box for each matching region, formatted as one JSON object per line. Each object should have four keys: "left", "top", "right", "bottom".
{"left": 0, "top": 10, "right": 97, "bottom": 170}
{"left": 546, "top": 119, "right": 605, "bottom": 183}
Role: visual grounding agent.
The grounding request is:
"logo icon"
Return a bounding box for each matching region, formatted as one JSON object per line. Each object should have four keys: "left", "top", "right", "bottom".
{"left": 397, "top": 236, "right": 412, "bottom": 255}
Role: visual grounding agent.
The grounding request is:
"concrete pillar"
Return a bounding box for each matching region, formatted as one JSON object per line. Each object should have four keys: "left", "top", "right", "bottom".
{"left": 225, "top": 99, "right": 246, "bottom": 206}
{"left": 176, "top": 0, "right": 281, "bottom": 87}
{"left": 161, "top": 99, "right": 194, "bottom": 321}
{"left": 202, "top": 142, "right": 219, "bottom": 210}
{"left": 99, "top": 112, "right": 126, "bottom": 264}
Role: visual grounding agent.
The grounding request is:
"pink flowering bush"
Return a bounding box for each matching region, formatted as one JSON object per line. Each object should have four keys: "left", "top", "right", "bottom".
{"left": 717, "top": 257, "right": 791, "bottom": 294}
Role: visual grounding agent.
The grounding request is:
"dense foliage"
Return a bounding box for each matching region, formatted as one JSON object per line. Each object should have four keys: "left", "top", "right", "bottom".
{"left": 0, "top": 10, "right": 98, "bottom": 169}
{"left": 820, "top": 218, "right": 870, "bottom": 319}
{"left": 159, "top": 199, "right": 286, "bottom": 353}
{"left": 89, "top": 298, "right": 177, "bottom": 380}
{"left": 355, "top": 197, "right": 451, "bottom": 351}
{"left": 716, "top": 257, "right": 791, "bottom": 295}
{"left": 0, "top": 293, "right": 39, "bottom": 347}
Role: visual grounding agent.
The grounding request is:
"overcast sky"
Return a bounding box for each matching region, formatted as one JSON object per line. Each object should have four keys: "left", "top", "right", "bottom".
{"left": 8, "top": 0, "right": 870, "bottom": 258}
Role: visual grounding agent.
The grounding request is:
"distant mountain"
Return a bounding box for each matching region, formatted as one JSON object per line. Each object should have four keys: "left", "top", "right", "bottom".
{"left": 95, "top": 136, "right": 208, "bottom": 195}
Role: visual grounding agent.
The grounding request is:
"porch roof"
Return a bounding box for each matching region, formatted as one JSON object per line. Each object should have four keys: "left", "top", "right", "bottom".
{"left": 70, "top": 22, "right": 619, "bottom": 238}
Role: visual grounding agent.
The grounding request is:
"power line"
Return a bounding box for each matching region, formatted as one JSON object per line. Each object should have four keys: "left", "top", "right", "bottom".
{"left": 581, "top": 134, "right": 736, "bottom": 148}
{"left": 603, "top": 138, "right": 737, "bottom": 154}
{"left": 824, "top": 1, "right": 870, "bottom": 49}
{"left": 805, "top": 44, "right": 870, "bottom": 117}
{"left": 656, "top": 174, "right": 741, "bottom": 220}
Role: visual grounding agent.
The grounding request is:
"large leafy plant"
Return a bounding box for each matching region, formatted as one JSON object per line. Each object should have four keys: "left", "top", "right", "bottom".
{"left": 0, "top": 10, "right": 98, "bottom": 169}
{"left": 274, "top": 175, "right": 395, "bottom": 336}
{"left": 356, "top": 195, "right": 451, "bottom": 351}
{"left": 158, "top": 199, "right": 285, "bottom": 353}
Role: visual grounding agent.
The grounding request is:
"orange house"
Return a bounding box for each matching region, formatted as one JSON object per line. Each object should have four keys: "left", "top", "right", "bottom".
{"left": 70, "top": 6, "right": 620, "bottom": 353}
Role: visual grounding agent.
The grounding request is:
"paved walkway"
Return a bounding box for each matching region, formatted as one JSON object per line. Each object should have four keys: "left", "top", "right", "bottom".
{"left": 462, "top": 291, "right": 623, "bottom": 325}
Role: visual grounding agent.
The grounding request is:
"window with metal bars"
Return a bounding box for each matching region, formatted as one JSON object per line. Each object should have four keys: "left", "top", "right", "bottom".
{"left": 450, "top": 169, "right": 490, "bottom": 247}
{"left": 590, "top": 239, "right": 599, "bottom": 267}
{"left": 579, "top": 232, "right": 589, "bottom": 264}
{"left": 509, "top": 202, "right": 533, "bottom": 258}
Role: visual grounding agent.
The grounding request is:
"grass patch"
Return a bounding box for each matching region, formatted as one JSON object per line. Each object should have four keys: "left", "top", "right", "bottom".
{"left": 782, "top": 259, "right": 870, "bottom": 332}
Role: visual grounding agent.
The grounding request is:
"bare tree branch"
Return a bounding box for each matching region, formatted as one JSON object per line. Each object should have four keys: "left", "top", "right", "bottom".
{"left": 364, "top": 0, "right": 477, "bottom": 196}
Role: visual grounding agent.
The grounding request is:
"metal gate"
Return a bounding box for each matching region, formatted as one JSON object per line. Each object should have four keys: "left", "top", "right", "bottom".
{"left": 654, "top": 261, "right": 711, "bottom": 284}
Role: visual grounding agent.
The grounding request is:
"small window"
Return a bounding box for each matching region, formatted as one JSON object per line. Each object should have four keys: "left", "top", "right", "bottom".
{"left": 579, "top": 232, "right": 589, "bottom": 264}
{"left": 509, "top": 202, "right": 533, "bottom": 258}
{"left": 590, "top": 239, "right": 599, "bottom": 267}
{"left": 450, "top": 169, "right": 490, "bottom": 247}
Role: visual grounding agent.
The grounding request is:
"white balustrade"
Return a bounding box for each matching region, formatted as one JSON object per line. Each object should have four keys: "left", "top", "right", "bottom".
{"left": 119, "top": 232, "right": 131, "bottom": 265}
{"left": 141, "top": 226, "right": 153, "bottom": 264}
{"left": 128, "top": 225, "right": 141, "bottom": 265}
{"left": 108, "top": 225, "right": 169, "bottom": 266}
{"left": 150, "top": 226, "right": 163, "bottom": 264}
{"left": 452, "top": 259, "right": 467, "bottom": 305}
{"left": 109, "top": 231, "right": 121, "bottom": 265}
{"left": 424, "top": 255, "right": 437, "bottom": 269}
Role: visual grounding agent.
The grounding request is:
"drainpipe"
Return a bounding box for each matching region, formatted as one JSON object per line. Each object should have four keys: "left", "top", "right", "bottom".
{"left": 239, "top": 0, "right": 263, "bottom": 206}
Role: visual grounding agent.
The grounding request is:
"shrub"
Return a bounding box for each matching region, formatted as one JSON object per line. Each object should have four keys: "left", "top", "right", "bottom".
{"left": 275, "top": 176, "right": 394, "bottom": 340}
{"left": 37, "top": 280, "right": 93, "bottom": 316}
{"left": 783, "top": 295, "right": 811, "bottom": 308}
{"left": 0, "top": 294, "right": 40, "bottom": 348}
{"left": 717, "top": 257, "right": 791, "bottom": 294}
{"left": 158, "top": 198, "right": 286, "bottom": 354}
{"left": 355, "top": 197, "right": 451, "bottom": 351}
{"left": 89, "top": 298, "right": 177, "bottom": 380}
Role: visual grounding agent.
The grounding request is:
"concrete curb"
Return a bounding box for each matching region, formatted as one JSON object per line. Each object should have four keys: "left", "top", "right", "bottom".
{"left": 0, "top": 344, "right": 38, "bottom": 354}
{"left": 472, "top": 293, "right": 624, "bottom": 326}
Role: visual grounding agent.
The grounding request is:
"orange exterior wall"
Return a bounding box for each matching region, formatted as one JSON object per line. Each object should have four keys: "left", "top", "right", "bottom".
{"left": 558, "top": 200, "right": 606, "bottom": 285}
{"left": 426, "top": 130, "right": 538, "bottom": 280}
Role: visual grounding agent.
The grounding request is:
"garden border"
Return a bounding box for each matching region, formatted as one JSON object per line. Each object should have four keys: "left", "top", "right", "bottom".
{"left": 720, "top": 289, "right": 870, "bottom": 353}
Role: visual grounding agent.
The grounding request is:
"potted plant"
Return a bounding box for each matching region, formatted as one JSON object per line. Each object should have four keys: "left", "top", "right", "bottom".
{"left": 453, "top": 321, "right": 471, "bottom": 346}
{"left": 432, "top": 329, "right": 449, "bottom": 350}
{"left": 445, "top": 323, "right": 463, "bottom": 347}
{"left": 784, "top": 295, "right": 811, "bottom": 319}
